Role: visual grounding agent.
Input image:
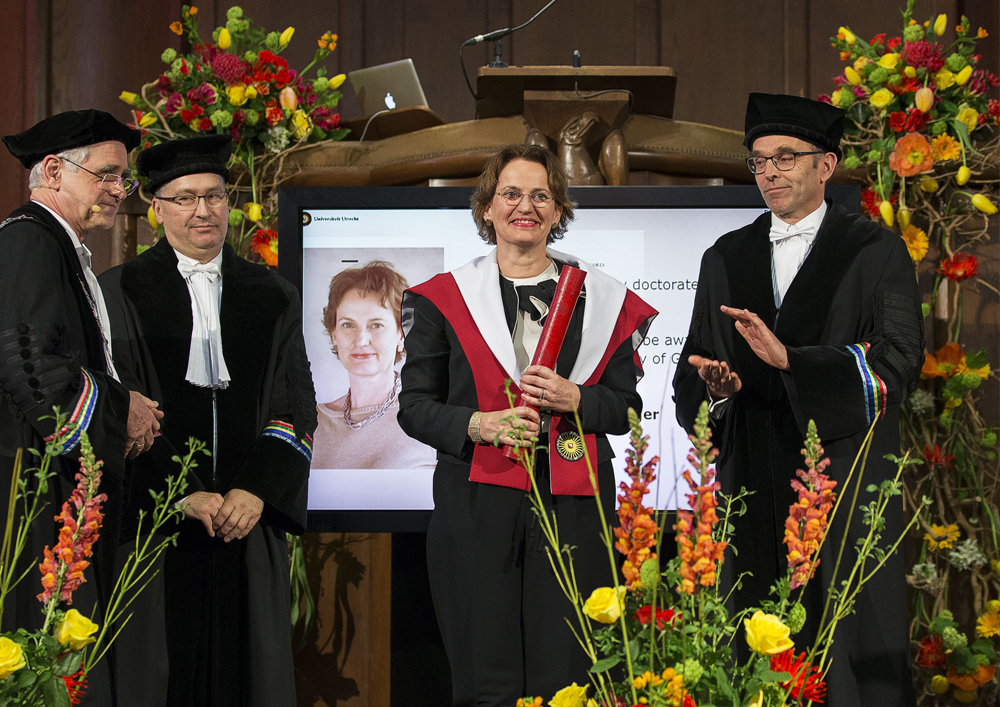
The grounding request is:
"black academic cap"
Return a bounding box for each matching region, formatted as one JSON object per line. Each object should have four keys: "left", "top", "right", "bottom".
{"left": 743, "top": 93, "right": 845, "bottom": 161}
{"left": 137, "top": 134, "right": 233, "bottom": 194}
{"left": 2, "top": 109, "right": 141, "bottom": 169}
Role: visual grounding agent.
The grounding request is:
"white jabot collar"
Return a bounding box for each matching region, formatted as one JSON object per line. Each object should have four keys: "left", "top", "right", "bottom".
{"left": 175, "top": 248, "right": 230, "bottom": 389}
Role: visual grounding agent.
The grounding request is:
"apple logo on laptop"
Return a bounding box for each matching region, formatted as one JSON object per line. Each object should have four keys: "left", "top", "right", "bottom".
{"left": 384, "top": 92, "right": 396, "bottom": 110}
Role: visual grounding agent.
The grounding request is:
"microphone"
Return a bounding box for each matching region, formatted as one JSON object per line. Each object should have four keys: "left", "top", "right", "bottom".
{"left": 464, "top": 28, "right": 512, "bottom": 46}
{"left": 63, "top": 190, "right": 103, "bottom": 213}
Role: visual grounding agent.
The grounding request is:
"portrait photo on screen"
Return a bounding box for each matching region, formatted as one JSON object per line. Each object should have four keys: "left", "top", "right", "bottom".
{"left": 303, "top": 247, "right": 442, "bottom": 510}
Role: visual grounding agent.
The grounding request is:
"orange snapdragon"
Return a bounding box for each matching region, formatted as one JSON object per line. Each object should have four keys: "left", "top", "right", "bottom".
{"left": 783, "top": 422, "right": 837, "bottom": 589}
{"left": 614, "top": 410, "right": 659, "bottom": 589}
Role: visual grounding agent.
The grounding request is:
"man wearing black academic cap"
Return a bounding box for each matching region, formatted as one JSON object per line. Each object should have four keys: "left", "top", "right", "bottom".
{"left": 0, "top": 110, "right": 163, "bottom": 705}
{"left": 673, "top": 93, "right": 923, "bottom": 706}
{"left": 99, "top": 134, "right": 316, "bottom": 707}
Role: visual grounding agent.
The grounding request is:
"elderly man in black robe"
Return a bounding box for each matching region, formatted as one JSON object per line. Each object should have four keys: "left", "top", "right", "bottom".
{"left": 100, "top": 134, "right": 317, "bottom": 707}
{"left": 1, "top": 110, "right": 162, "bottom": 706}
{"left": 673, "top": 93, "right": 923, "bottom": 706}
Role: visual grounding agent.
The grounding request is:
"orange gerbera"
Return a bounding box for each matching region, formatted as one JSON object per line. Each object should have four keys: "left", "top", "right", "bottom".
{"left": 900, "top": 224, "right": 928, "bottom": 262}
{"left": 930, "top": 134, "right": 961, "bottom": 161}
{"left": 889, "top": 132, "right": 934, "bottom": 176}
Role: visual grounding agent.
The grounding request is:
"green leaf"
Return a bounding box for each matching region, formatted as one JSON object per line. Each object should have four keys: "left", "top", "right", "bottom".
{"left": 9, "top": 668, "right": 38, "bottom": 689}
{"left": 761, "top": 669, "right": 792, "bottom": 683}
{"left": 965, "top": 349, "right": 989, "bottom": 370}
{"left": 42, "top": 675, "right": 71, "bottom": 707}
{"left": 589, "top": 655, "right": 621, "bottom": 673}
{"left": 714, "top": 666, "right": 737, "bottom": 700}
{"left": 949, "top": 646, "right": 978, "bottom": 673}
{"left": 52, "top": 650, "right": 83, "bottom": 677}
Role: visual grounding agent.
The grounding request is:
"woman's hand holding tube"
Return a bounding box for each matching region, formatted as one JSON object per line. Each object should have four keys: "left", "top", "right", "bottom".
{"left": 477, "top": 407, "right": 540, "bottom": 447}
{"left": 519, "top": 365, "right": 580, "bottom": 414}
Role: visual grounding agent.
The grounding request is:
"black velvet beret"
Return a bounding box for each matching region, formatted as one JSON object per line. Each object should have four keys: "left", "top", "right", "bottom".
{"left": 744, "top": 93, "right": 845, "bottom": 161}
{"left": 138, "top": 135, "right": 233, "bottom": 194}
{"left": 2, "top": 109, "right": 141, "bottom": 169}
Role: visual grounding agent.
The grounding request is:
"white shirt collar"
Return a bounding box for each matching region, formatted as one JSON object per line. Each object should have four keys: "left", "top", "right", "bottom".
{"left": 32, "top": 200, "right": 90, "bottom": 261}
{"left": 769, "top": 200, "right": 828, "bottom": 238}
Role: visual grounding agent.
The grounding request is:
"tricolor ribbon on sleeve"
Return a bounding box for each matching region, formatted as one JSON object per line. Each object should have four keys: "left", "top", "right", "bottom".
{"left": 846, "top": 343, "right": 887, "bottom": 425}
{"left": 44, "top": 368, "right": 98, "bottom": 454}
{"left": 261, "top": 420, "right": 313, "bottom": 462}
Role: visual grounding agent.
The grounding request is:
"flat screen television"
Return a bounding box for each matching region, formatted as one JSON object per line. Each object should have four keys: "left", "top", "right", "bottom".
{"left": 278, "top": 185, "right": 860, "bottom": 531}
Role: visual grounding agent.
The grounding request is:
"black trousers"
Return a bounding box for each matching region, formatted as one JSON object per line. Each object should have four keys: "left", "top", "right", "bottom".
{"left": 426, "top": 451, "right": 617, "bottom": 707}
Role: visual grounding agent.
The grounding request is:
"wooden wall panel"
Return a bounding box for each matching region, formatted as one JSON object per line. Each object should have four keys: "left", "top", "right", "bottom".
{"left": 512, "top": 0, "right": 636, "bottom": 68}
{"left": 0, "top": 0, "right": 36, "bottom": 221}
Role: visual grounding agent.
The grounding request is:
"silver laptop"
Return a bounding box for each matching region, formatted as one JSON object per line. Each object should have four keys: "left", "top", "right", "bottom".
{"left": 349, "top": 59, "right": 429, "bottom": 116}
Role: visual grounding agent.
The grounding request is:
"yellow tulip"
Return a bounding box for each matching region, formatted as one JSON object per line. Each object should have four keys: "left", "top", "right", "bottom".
{"left": 930, "top": 675, "right": 949, "bottom": 694}
{"left": 904, "top": 66, "right": 917, "bottom": 78}
{"left": 933, "top": 69, "right": 955, "bottom": 90}
{"left": 329, "top": 73, "right": 347, "bottom": 90}
{"left": 119, "top": 91, "right": 137, "bottom": 106}
{"left": 897, "top": 207, "right": 910, "bottom": 230}
{"left": 845, "top": 67, "right": 862, "bottom": 85}
{"left": 879, "top": 200, "right": 894, "bottom": 226}
{"left": 280, "top": 26, "right": 295, "bottom": 46}
{"left": 956, "top": 65, "right": 973, "bottom": 85}
{"left": 227, "top": 84, "right": 247, "bottom": 106}
{"left": 831, "top": 89, "right": 843, "bottom": 106}
{"left": 934, "top": 14, "right": 948, "bottom": 36}
{"left": 878, "top": 53, "right": 901, "bottom": 69}
{"left": 747, "top": 690, "right": 764, "bottom": 707}
{"left": 56, "top": 609, "right": 98, "bottom": 651}
{"left": 245, "top": 86, "right": 258, "bottom": 100}
{"left": 957, "top": 166, "right": 971, "bottom": 185}
{"left": 243, "top": 202, "right": 263, "bottom": 221}
{"left": 147, "top": 205, "right": 159, "bottom": 229}
{"left": 138, "top": 113, "right": 157, "bottom": 127}
{"left": 972, "top": 194, "right": 997, "bottom": 214}
{"left": 218, "top": 28, "right": 231, "bottom": 50}
{"left": 915, "top": 87, "right": 934, "bottom": 113}
{"left": 870, "top": 89, "right": 894, "bottom": 108}
{"left": 920, "top": 177, "right": 939, "bottom": 193}
{"left": 279, "top": 86, "right": 298, "bottom": 111}
{"left": 838, "top": 26, "right": 857, "bottom": 45}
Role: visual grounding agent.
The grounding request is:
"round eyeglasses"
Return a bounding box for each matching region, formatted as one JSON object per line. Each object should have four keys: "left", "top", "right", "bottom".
{"left": 61, "top": 157, "right": 139, "bottom": 195}
{"left": 155, "top": 193, "right": 230, "bottom": 210}
{"left": 496, "top": 189, "right": 555, "bottom": 207}
{"left": 746, "top": 151, "right": 826, "bottom": 175}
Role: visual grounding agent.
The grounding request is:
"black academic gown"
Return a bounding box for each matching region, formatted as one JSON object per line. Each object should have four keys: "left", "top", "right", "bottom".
{"left": 398, "top": 254, "right": 650, "bottom": 707}
{"left": 0, "top": 202, "right": 131, "bottom": 706}
{"left": 672, "top": 203, "right": 923, "bottom": 706}
{"left": 99, "top": 237, "right": 317, "bottom": 707}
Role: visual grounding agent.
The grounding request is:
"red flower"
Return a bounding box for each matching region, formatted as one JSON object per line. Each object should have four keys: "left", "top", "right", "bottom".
{"left": 179, "top": 59, "right": 190, "bottom": 76}
{"left": 211, "top": 52, "right": 247, "bottom": 85}
{"left": 904, "top": 108, "right": 929, "bottom": 132}
{"left": 923, "top": 445, "right": 955, "bottom": 467}
{"left": 771, "top": 650, "right": 827, "bottom": 703}
{"left": 888, "top": 112, "right": 907, "bottom": 132}
{"left": 62, "top": 669, "right": 88, "bottom": 705}
{"left": 861, "top": 186, "right": 896, "bottom": 219}
{"left": 197, "top": 117, "right": 212, "bottom": 131}
{"left": 938, "top": 253, "right": 980, "bottom": 282}
{"left": 252, "top": 229, "right": 279, "bottom": 267}
{"left": 916, "top": 634, "right": 947, "bottom": 667}
{"left": 902, "top": 40, "right": 944, "bottom": 71}
{"left": 989, "top": 99, "right": 1000, "bottom": 125}
{"left": 179, "top": 104, "right": 204, "bottom": 123}
{"left": 256, "top": 50, "right": 288, "bottom": 70}
{"left": 870, "top": 32, "right": 886, "bottom": 46}
{"left": 635, "top": 605, "right": 679, "bottom": 629}
{"left": 887, "top": 36, "right": 902, "bottom": 50}
{"left": 264, "top": 99, "right": 284, "bottom": 126}
{"left": 274, "top": 68, "right": 294, "bottom": 89}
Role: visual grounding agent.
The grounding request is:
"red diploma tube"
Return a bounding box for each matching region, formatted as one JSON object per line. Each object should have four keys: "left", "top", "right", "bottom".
{"left": 504, "top": 265, "right": 587, "bottom": 460}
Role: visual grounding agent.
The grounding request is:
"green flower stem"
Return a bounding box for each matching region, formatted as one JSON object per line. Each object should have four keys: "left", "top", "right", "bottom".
{"left": 952, "top": 286, "right": 963, "bottom": 343}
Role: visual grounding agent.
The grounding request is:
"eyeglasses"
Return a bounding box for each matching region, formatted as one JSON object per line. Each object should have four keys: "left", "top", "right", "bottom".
{"left": 61, "top": 158, "right": 138, "bottom": 195}
{"left": 156, "top": 192, "right": 230, "bottom": 210}
{"left": 496, "top": 189, "right": 555, "bottom": 207}
{"left": 746, "top": 151, "right": 826, "bottom": 175}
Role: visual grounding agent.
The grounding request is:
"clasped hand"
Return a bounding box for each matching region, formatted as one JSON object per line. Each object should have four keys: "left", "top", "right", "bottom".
{"left": 180, "top": 488, "right": 263, "bottom": 542}
{"left": 477, "top": 366, "right": 580, "bottom": 448}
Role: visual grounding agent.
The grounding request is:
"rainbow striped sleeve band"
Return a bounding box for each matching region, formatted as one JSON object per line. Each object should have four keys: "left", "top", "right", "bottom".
{"left": 45, "top": 368, "right": 98, "bottom": 454}
{"left": 261, "top": 420, "right": 313, "bottom": 462}
{"left": 846, "top": 343, "right": 887, "bottom": 425}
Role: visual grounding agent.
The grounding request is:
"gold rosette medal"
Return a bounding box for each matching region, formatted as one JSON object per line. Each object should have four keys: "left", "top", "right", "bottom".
{"left": 555, "top": 430, "right": 585, "bottom": 461}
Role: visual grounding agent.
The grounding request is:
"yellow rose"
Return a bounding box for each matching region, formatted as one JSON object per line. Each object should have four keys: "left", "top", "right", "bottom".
{"left": 227, "top": 84, "right": 247, "bottom": 106}
{"left": 933, "top": 69, "right": 955, "bottom": 89}
{"left": 329, "top": 73, "right": 347, "bottom": 90}
{"left": 920, "top": 177, "right": 939, "bottom": 192}
{"left": 139, "top": 113, "right": 158, "bottom": 127}
{"left": 218, "top": 28, "right": 231, "bottom": 50}
{"left": 243, "top": 202, "right": 263, "bottom": 222}
{"left": 147, "top": 205, "right": 159, "bottom": 229}
{"left": 956, "top": 107, "right": 979, "bottom": 132}
{"left": 878, "top": 53, "right": 901, "bottom": 69}
{"left": 915, "top": 87, "right": 935, "bottom": 113}
{"left": 548, "top": 682, "right": 588, "bottom": 707}
{"left": 279, "top": 26, "right": 295, "bottom": 46}
{"left": 957, "top": 165, "right": 971, "bottom": 185}
{"left": 0, "top": 636, "right": 26, "bottom": 679}
{"left": 245, "top": 86, "right": 258, "bottom": 100}
{"left": 972, "top": 194, "right": 998, "bottom": 214}
{"left": 582, "top": 586, "right": 626, "bottom": 624}
{"left": 869, "top": 89, "right": 893, "bottom": 108}
{"left": 119, "top": 91, "right": 137, "bottom": 106}
{"left": 838, "top": 26, "right": 857, "bottom": 45}
{"left": 290, "top": 109, "right": 313, "bottom": 140}
{"left": 56, "top": 608, "right": 98, "bottom": 651}
{"left": 744, "top": 611, "right": 794, "bottom": 655}
{"left": 956, "top": 65, "right": 973, "bottom": 85}
{"left": 934, "top": 14, "right": 948, "bottom": 36}
{"left": 904, "top": 66, "right": 917, "bottom": 78}
{"left": 930, "top": 675, "right": 949, "bottom": 694}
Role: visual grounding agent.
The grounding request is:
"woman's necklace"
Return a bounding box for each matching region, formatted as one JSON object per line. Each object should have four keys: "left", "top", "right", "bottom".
{"left": 344, "top": 372, "right": 401, "bottom": 430}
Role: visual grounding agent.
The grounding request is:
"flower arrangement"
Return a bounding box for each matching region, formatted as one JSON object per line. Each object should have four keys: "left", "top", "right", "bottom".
{"left": 508, "top": 393, "right": 924, "bottom": 707}
{"left": 122, "top": 5, "right": 350, "bottom": 262}
{"left": 823, "top": 5, "right": 998, "bottom": 702}
{"left": 0, "top": 414, "right": 196, "bottom": 706}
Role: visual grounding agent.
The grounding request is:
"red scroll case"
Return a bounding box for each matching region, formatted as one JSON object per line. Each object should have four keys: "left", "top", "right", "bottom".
{"left": 504, "top": 265, "right": 587, "bottom": 460}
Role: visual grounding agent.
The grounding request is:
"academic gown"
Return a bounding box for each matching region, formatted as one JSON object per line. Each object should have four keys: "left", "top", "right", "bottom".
{"left": 99, "top": 237, "right": 317, "bottom": 707}
{"left": 672, "top": 203, "right": 923, "bottom": 706}
{"left": 398, "top": 249, "right": 655, "bottom": 707}
{"left": 0, "top": 202, "right": 130, "bottom": 706}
